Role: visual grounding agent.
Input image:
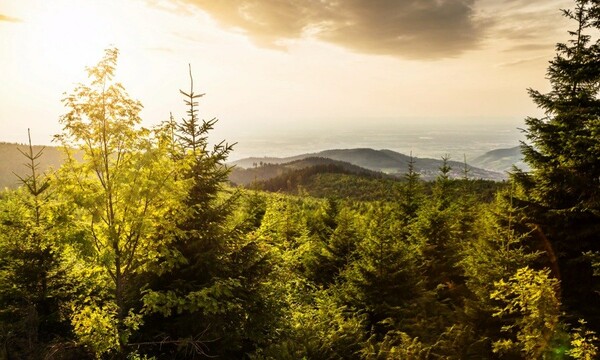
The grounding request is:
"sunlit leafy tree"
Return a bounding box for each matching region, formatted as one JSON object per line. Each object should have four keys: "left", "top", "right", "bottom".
{"left": 55, "top": 48, "right": 188, "bottom": 355}
{"left": 512, "top": 0, "right": 600, "bottom": 327}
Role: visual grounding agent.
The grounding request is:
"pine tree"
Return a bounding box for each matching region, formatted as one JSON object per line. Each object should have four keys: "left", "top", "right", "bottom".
{"left": 411, "top": 157, "right": 463, "bottom": 298}
{"left": 303, "top": 205, "right": 361, "bottom": 287}
{"left": 512, "top": 0, "right": 600, "bottom": 328}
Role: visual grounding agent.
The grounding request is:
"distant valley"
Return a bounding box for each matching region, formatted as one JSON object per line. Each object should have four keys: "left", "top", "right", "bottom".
{"left": 228, "top": 147, "right": 524, "bottom": 184}
{"left": 0, "top": 142, "right": 526, "bottom": 189}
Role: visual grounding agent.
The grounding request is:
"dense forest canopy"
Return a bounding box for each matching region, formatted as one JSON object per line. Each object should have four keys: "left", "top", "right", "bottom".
{"left": 0, "top": 1, "right": 599, "bottom": 359}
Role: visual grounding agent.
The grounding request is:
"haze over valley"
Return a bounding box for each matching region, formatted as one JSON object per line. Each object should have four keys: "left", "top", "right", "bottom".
{"left": 224, "top": 118, "right": 525, "bottom": 162}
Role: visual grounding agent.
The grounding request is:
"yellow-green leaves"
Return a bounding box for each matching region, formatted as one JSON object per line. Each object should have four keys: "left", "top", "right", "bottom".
{"left": 491, "top": 267, "right": 561, "bottom": 358}
{"left": 71, "top": 303, "right": 120, "bottom": 357}
{"left": 567, "top": 319, "right": 599, "bottom": 360}
{"left": 55, "top": 47, "right": 190, "bottom": 357}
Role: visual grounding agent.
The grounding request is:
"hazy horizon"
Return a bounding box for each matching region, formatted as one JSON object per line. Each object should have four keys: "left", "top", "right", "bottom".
{"left": 1, "top": 0, "right": 570, "bottom": 152}
{"left": 217, "top": 117, "right": 525, "bottom": 162}
{"left": 2, "top": 116, "right": 525, "bottom": 163}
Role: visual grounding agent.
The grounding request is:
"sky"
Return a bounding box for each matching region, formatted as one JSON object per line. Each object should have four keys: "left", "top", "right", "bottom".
{"left": 0, "top": 0, "right": 573, "bottom": 158}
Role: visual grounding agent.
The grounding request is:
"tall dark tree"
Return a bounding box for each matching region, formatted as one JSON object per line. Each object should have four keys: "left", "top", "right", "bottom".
{"left": 342, "top": 204, "right": 425, "bottom": 338}
{"left": 400, "top": 152, "right": 422, "bottom": 222}
{"left": 512, "top": 0, "right": 600, "bottom": 328}
{"left": 139, "top": 67, "right": 276, "bottom": 358}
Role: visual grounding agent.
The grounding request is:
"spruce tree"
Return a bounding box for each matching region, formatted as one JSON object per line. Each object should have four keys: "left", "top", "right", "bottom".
{"left": 343, "top": 204, "right": 424, "bottom": 337}
{"left": 400, "top": 152, "right": 422, "bottom": 222}
{"left": 139, "top": 67, "right": 276, "bottom": 358}
{"left": 512, "top": 0, "right": 600, "bottom": 328}
{"left": 0, "top": 131, "right": 85, "bottom": 358}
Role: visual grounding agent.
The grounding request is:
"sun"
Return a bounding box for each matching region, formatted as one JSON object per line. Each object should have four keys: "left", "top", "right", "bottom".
{"left": 19, "top": 0, "right": 124, "bottom": 81}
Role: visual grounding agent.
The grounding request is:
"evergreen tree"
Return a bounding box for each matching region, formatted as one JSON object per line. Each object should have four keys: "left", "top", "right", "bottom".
{"left": 512, "top": 0, "right": 600, "bottom": 328}
{"left": 318, "top": 206, "right": 362, "bottom": 286}
{"left": 138, "top": 67, "right": 277, "bottom": 358}
{"left": 342, "top": 204, "right": 425, "bottom": 338}
{"left": 399, "top": 152, "right": 422, "bottom": 222}
{"left": 411, "top": 157, "right": 463, "bottom": 301}
{"left": 459, "top": 188, "right": 542, "bottom": 357}
{"left": 0, "top": 131, "right": 87, "bottom": 358}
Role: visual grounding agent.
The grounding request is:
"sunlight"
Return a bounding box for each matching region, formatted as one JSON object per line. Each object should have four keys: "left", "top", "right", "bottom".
{"left": 22, "top": 1, "right": 119, "bottom": 80}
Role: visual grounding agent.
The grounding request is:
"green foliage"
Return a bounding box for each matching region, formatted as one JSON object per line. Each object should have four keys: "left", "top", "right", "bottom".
{"left": 567, "top": 320, "right": 599, "bottom": 359}
{"left": 342, "top": 204, "right": 425, "bottom": 334}
{"left": 136, "top": 67, "right": 280, "bottom": 359}
{"left": 409, "top": 161, "right": 468, "bottom": 306}
{"left": 0, "top": 132, "right": 87, "bottom": 358}
{"left": 399, "top": 152, "right": 423, "bottom": 221}
{"left": 491, "top": 267, "right": 561, "bottom": 358}
{"left": 71, "top": 303, "right": 120, "bottom": 357}
{"left": 253, "top": 291, "right": 366, "bottom": 360}
{"left": 460, "top": 189, "right": 541, "bottom": 309}
{"left": 512, "top": 0, "right": 600, "bottom": 327}
{"left": 304, "top": 205, "right": 362, "bottom": 286}
{"left": 360, "top": 331, "right": 428, "bottom": 360}
{"left": 55, "top": 47, "right": 188, "bottom": 356}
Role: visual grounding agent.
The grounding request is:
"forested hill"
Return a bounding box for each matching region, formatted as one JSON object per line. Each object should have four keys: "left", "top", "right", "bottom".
{"left": 244, "top": 162, "right": 505, "bottom": 202}
{"left": 230, "top": 148, "right": 505, "bottom": 180}
{"left": 229, "top": 156, "right": 386, "bottom": 186}
{"left": 0, "top": 142, "right": 64, "bottom": 189}
{"left": 470, "top": 146, "right": 528, "bottom": 172}
{"left": 1, "top": 144, "right": 510, "bottom": 189}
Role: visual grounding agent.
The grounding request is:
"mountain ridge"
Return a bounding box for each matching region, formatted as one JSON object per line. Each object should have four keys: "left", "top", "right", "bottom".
{"left": 470, "top": 145, "right": 528, "bottom": 172}
{"left": 229, "top": 148, "right": 505, "bottom": 181}
{"left": 0, "top": 143, "right": 521, "bottom": 190}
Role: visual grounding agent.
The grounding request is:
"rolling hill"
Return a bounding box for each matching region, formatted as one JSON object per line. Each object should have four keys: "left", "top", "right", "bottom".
{"left": 0, "top": 142, "right": 64, "bottom": 189}
{"left": 230, "top": 148, "right": 505, "bottom": 181}
{"left": 470, "top": 146, "right": 529, "bottom": 173}
{"left": 229, "top": 156, "right": 385, "bottom": 186}
{"left": 1, "top": 144, "right": 510, "bottom": 191}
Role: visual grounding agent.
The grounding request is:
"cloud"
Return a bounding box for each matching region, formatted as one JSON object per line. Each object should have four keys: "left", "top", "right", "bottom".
{"left": 491, "top": 8, "right": 563, "bottom": 41}
{"left": 0, "top": 14, "right": 21, "bottom": 23}
{"left": 168, "top": 0, "right": 488, "bottom": 60}
{"left": 478, "top": 0, "right": 572, "bottom": 44}
{"left": 495, "top": 55, "right": 547, "bottom": 68}
{"left": 503, "top": 43, "right": 553, "bottom": 53}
